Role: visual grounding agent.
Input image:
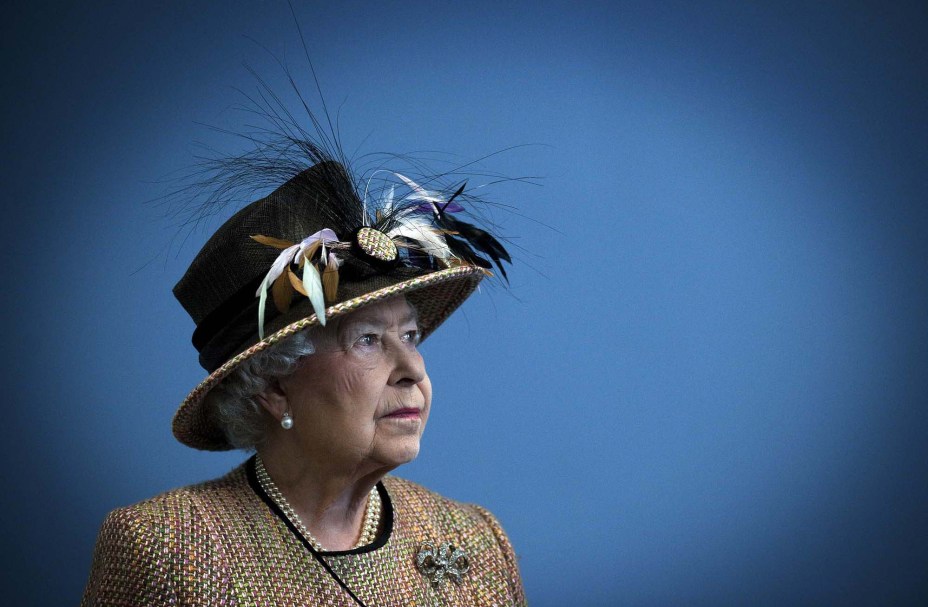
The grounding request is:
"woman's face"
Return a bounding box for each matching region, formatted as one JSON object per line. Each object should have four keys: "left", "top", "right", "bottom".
{"left": 277, "top": 297, "right": 431, "bottom": 473}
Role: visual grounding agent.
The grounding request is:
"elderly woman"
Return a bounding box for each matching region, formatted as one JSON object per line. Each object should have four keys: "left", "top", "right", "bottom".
{"left": 82, "top": 159, "right": 525, "bottom": 606}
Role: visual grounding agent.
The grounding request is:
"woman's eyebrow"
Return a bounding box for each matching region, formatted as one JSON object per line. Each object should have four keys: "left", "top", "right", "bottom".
{"left": 342, "top": 307, "right": 419, "bottom": 332}
{"left": 340, "top": 319, "right": 383, "bottom": 334}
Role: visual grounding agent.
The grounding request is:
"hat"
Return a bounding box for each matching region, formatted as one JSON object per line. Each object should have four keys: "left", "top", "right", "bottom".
{"left": 171, "top": 160, "right": 510, "bottom": 450}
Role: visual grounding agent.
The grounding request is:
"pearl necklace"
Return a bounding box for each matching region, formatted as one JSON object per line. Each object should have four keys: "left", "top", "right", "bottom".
{"left": 255, "top": 455, "right": 381, "bottom": 551}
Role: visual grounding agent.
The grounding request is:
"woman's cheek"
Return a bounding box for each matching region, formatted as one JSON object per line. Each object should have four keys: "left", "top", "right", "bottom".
{"left": 420, "top": 374, "right": 433, "bottom": 418}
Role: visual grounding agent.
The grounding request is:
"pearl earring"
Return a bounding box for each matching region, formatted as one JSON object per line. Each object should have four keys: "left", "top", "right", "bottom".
{"left": 280, "top": 412, "right": 293, "bottom": 430}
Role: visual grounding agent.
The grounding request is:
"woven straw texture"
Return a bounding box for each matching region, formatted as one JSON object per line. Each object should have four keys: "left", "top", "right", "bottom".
{"left": 82, "top": 461, "right": 526, "bottom": 606}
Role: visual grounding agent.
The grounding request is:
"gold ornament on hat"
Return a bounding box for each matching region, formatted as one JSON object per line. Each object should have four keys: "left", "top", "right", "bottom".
{"left": 355, "top": 227, "right": 398, "bottom": 261}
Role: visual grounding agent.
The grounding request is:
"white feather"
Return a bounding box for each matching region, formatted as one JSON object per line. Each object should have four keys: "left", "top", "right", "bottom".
{"left": 255, "top": 230, "right": 338, "bottom": 337}
{"left": 386, "top": 215, "right": 453, "bottom": 260}
{"left": 255, "top": 243, "right": 301, "bottom": 338}
{"left": 302, "top": 261, "right": 327, "bottom": 327}
{"left": 395, "top": 173, "right": 443, "bottom": 204}
{"left": 382, "top": 185, "right": 395, "bottom": 216}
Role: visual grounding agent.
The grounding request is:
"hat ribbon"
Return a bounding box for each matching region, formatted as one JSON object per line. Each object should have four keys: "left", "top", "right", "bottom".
{"left": 255, "top": 228, "right": 338, "bottom": 338}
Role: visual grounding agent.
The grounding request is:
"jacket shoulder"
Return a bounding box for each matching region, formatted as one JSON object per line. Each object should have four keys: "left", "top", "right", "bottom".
{"left": 382, "top": 475, "right": 511, "bottom": 546}
{"left": 113, "top": 464, "right": 248, "bottom": 521}
{"left": 81, "top": 465, "right": 248, "bottom": 606}
{"left": 382, "top": 475, "right": 488, "bottom": 524}
{"left": 383, "top": 476, "right": 526, "bottom": 605}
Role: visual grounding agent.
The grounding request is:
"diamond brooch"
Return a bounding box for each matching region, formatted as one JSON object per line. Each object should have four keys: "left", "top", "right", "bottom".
{"left": 416, "top": 541, "right": 470, "bottom": 586}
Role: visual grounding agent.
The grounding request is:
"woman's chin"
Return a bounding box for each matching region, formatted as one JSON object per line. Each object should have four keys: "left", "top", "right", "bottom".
{"left": 374, "top": 438, "right": 421, "bottom": 469}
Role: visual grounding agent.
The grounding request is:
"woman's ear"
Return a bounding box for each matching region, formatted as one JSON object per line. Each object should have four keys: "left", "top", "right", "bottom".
{"left": 255, "top": 380, "right": 289, "bottom": 421}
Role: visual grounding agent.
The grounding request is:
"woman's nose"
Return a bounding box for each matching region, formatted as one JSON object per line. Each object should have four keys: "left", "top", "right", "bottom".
{"left": 388, "top": 339, "right": 426, "bottom": 387}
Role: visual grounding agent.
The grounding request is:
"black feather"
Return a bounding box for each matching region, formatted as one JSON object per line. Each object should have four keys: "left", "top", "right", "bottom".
{"left": 440, "top": 181, "right": 467, "bottom": 216}
{"left": 444, "top": 234, "right": 493, "bottom": 270}
{"left": 442, "top": 216, "right": 511, "bottom": 281}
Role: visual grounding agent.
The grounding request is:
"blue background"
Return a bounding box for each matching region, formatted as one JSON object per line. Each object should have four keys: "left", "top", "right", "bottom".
{"left": 3, "top": 1, "right": 927, "bottom": 604}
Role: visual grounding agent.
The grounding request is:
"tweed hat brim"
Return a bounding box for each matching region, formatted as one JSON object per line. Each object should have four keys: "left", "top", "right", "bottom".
{"left": 172, "top": 264, "right": 484, "bottom": 451}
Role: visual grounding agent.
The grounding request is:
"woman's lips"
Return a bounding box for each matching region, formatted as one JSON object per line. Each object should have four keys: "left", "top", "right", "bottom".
{"left": 383, "top": 408, "right": 421, "bottom": 420}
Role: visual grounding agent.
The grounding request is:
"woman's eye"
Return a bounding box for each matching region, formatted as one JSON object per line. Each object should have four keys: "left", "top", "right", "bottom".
{"left": 402, "top": 329, "right": 421, "bottom": 345}
{"left": 356, "top": 334, "right": 379, "bottom": 347}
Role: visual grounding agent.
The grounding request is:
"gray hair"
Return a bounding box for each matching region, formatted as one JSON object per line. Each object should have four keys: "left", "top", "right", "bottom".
{"left": 207, "top": 330, "right": 317, "bottom": 450}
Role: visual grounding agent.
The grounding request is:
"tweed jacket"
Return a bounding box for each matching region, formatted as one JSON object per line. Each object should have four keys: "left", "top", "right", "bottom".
{"left": 82, "top": 458, "right": 525, "bottom": 606}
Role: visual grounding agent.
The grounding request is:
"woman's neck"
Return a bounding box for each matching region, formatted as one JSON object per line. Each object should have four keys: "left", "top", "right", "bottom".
{"left": 256, "top": 443, "right": 387, "bottom": 551}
